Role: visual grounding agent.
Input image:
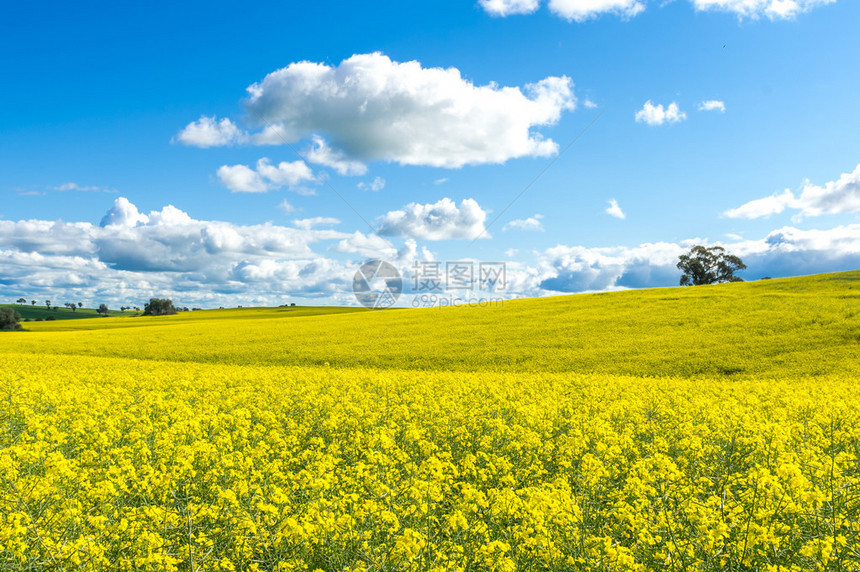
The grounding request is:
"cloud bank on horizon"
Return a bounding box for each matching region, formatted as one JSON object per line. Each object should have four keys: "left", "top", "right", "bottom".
{"left": 1, "top": 195, "right": 859, "bottom": 307}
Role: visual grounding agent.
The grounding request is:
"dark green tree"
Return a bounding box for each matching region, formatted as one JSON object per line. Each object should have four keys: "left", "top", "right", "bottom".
{"left": 0, "top": 307, "right": 22, "bottom": 331}
{"left": 97, "top": 304, "right": 109, "bottom": 316}
{"left": 143, "top": 298, "right": 177, "bottom": 316}
{"left": 677, "top": 245, "right": 746, "bottom": 286}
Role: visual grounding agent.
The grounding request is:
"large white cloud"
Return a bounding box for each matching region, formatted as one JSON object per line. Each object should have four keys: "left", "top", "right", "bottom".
{"left": 179, "top": 53, "right": 576, "bottom": 169}
{"left": 724, "top": 163, "right": 860, "bottom": 220}
{"left": 376, "top": 198, "right": 490, "bottom": 241}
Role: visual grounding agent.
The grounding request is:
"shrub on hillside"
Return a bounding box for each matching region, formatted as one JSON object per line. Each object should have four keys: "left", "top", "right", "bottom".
{"left": 0, "top": 307, "right": 22, "bottom": 331}
{"left": 143, "top": 298, "right": 177, "bottom": 316}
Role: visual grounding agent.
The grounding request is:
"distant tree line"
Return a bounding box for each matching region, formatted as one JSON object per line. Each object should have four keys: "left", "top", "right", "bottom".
{"left": 6, "top": 296, "right": 193, "bottom": 322}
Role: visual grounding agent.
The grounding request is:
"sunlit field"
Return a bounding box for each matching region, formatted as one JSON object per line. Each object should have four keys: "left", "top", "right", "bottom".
{"left": 2, "top": 271, "right": 859, "bottom": 570}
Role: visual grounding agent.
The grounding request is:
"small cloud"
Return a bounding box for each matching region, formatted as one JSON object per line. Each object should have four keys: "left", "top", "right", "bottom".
{"left": 332, "top": 231, "right": 397, "bottom": 259}
{"left": 377, "top": 197, "right": 490, "bottom": 241}
{"left": 53, "top": 182, "right": 117, "bottom": 193}
{"left": 725, "top": 232, "right": 744, "bottom": 240}
{"left": 175, "top": 116, "right": 245, "bottom": 147}
{"left": 503, "top": 214, "right": 545, "bottom": 231}
{"left": 723, "top": 189, "right": 794, "bottom": 219}
{"left": 357, "top": 176, "right": 386, "bottom": 192}
{"left": 505, "top": 248, "right": 519, "bottom": 257}
{"left": 216, "top": 164, "right": 268, "bottom": 193}
{"left": 698, "top": 100, "right": 726, "bottom": 113}
{"left": 583, "top": 99, "right": 598, "bottom": 109}
{"left": 277, "top": 199, "right": 297, "bottom": 213}
{"left": 479, "top": 0, "right": 540, "bottom": 16}
{"left": 292, "top": 217, "right": 341, "bottom": 230}
{"left": 434, "top": 178, "right": 448, "bottom": 185}
{"left": 56, "top": 182, "right": 94, "bottom": 191}
{"left": 216, "top": 158, "right": 315, "bottom": 193}
{"left": 549, "top": 0, "right": 645, "bottom": 21}
{"left": 605, "top": 199, "right": 626, "bottom": 219}
{"left": 635, "top": 100, "right": 686, "bottom": 126}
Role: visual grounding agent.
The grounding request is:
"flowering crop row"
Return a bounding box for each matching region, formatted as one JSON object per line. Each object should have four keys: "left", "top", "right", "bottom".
{"left": 2, "top": 353, "right": 858, "bottom": 570}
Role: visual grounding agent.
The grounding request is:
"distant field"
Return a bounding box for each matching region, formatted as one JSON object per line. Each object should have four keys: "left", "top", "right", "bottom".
{"left": 0, "top": 303, "right": 141, "bottom": 321}
{"left": 0, "top": 303, "right": 366, "bottom": 328}
{"left": 1, "top": 271, "right": 858, "bottom": 571}
{"left": 5, "top": 271, "right": 858, "bottom": 378}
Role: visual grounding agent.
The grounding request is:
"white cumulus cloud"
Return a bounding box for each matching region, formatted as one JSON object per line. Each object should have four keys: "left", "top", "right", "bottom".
{"left": 216, "top": 164, "right": 268, "bottom": 193}
{"left": 724, "top": 163, "right": 860, "bottom": 220}
{"left": 176, "top": 116, "right": 245, "bottom": 147}
{"left": 376, "top": 197, "right": 490, "bottom": 241}
{"left": 242, "top": 52, "right": 575, "bottom": 168}
{"left": 217, "top": 158, "right": 315, "bottom": 193}
{"left": 0, "top": 197, "right": 374, "bottom": 307}
{"left": 635, "top": 101, "right": 687, "bottom": 126}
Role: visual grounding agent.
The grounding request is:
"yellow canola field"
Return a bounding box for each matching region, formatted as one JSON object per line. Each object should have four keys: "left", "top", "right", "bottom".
{"left": 10, "top": 271, "right": 860, "bottom": 379}
{"left": 2, "top": 353, "right": 859, "bottom": 571}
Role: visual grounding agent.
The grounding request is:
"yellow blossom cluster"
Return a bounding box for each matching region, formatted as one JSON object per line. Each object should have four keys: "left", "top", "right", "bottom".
{"left": 2, "top": 351, "right": 859, "bottom": 570}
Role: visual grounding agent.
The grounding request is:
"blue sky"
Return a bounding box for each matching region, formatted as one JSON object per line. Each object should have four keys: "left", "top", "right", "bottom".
{"left": 1, "top": 0, "right": 859, "bottom": 307}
